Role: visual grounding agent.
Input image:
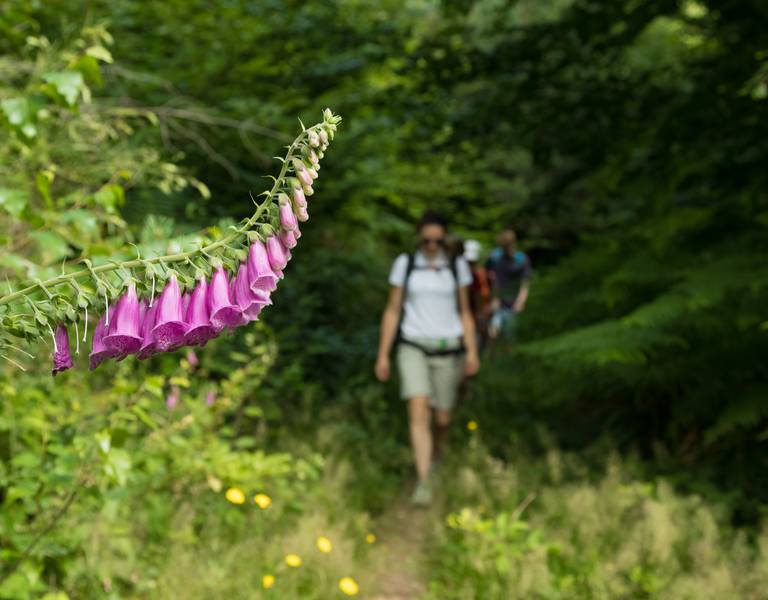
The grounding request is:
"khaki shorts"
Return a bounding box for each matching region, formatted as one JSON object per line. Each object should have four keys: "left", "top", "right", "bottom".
{"left": 396, "top": 337, "right": 465, "bottom": 411}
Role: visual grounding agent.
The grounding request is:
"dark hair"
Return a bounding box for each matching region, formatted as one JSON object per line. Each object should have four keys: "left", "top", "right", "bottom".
{"left": 445, "top": 234, "right": 464, "bottom": 258}
{"left": 416, "top": 210, "right": 448, "bottom": 232}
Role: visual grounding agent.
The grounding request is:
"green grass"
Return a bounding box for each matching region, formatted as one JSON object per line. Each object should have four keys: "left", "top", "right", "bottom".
{"left": 424, "top": 433, "right": 768, "bottom": 599}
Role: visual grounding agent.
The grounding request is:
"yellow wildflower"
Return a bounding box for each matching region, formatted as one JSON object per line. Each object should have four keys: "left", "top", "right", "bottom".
{"left": 262, "top": 574, "right": 275, "bottom": 589}
{"left": 254, "top": 493, "right": 272, "bottom": 509}
{"left": 225, "top": 487, "right": 245, "bottom": 505}
{"left": 365, "top": 533, "right": 376, "bottom": 544}
{"left": 467, "top": 420, "right": 478, "bottom": 431}
{"left": 284, "top": 554, "right": 302, "bottom": 568}
{"left": 316, "top": 536, "right": 333, "bottom": 553}
{"left": 338, "top": 577, "right": 360, "bottom": 596}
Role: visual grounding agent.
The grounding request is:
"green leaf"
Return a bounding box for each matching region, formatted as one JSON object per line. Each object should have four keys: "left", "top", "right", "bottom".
{"left": 1, "top": 97, "right": 32, "bottom": 127}
{"left": 93, "top": 183, "right": 125, "bottom": 213}
{"left": 35, "top": 172, "right": 53, "bottom": 208}
{"left": 57, "top": 209, "right": 99, "bottom": 244}
{"left": 131, "top": 406, "right": 158, "bottom": 430}
{"left": 30, "top": 231, "right": 70, "bottom": 265}
{"left": 0, "top": 252, "right": 37, "bottom": 278}
{"left": 1, "top": 97, "right": 38, "bottom": 138}
{"left": 104, "top": 448, "right": 132, "bottom": 486}
{"left": 42, "top": 71, "right": 85, "bottom": 106}
{"left": 190, "top": 178, "right": 211, "bottom": 200}
{"left": 0, "top": 188, "right": 29, "bottom": 218}
{"left": 85, "top": 45, "right": 113, "bottom": 63}
{"left": 72, "top": 55, "right": 103, "bottom": 87}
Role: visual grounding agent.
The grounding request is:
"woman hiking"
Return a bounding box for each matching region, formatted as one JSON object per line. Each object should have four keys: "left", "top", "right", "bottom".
{"left": 375, "top": 211, "right": 480, "bottom": 506}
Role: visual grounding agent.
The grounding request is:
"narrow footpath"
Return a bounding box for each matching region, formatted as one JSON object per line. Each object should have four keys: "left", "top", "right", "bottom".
{"left": 367, "top": 490, "right": 437, "bottom": 600}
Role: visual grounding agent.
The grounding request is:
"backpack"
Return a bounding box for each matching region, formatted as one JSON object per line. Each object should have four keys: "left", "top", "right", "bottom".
{"left": 487, "top": 248, "right": 527, "bottom": 271}
{"left": 395, "top": 252, "right": 465, "bottom": 357}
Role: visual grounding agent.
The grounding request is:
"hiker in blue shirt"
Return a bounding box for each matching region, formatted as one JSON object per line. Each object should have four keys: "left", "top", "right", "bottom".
{"left": 486, "top": 228, "right": 532, "bottom": 339}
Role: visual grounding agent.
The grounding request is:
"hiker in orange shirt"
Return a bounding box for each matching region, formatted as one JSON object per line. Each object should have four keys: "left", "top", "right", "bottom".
{"left": 463, "top": 240, "right": 492, "bottom": 350}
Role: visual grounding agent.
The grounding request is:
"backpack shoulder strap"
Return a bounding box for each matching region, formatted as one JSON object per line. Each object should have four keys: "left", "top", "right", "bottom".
{"left": 403, "top": 252, "right": 416, "bottom": 290}
{"left": 450, "top": 255, "right": 461, "bottom": 314}
{"left": 395, "top": 253, "right": 416, "bottom": 343}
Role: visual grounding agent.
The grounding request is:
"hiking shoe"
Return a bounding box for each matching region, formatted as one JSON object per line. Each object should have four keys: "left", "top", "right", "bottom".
{"left": 410, "top": 480, "right": 432, "bottom": 507}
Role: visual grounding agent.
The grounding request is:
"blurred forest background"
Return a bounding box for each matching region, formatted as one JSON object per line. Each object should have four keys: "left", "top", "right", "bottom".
{"left": 1, "top": 0, "right": 768, "bottom": 598}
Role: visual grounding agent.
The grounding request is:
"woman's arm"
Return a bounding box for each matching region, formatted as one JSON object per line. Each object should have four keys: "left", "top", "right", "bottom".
{"left": 513, "top": 280, "right": 530, "bottom": 313}
{"left": 459, "top": 286, "right": 480, "bottom": 376}
{"left": 375, "top": 286, "right": 404, "bottom": 381}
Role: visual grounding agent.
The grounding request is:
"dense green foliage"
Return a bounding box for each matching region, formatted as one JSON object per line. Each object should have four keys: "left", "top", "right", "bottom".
{"left": 1, "top": 0, "right": 767, "bottom": 598}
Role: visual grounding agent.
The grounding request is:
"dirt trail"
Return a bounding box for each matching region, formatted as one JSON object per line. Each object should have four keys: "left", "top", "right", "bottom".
{"left": 367, "top": 491, "right": 436, "bottom": 600}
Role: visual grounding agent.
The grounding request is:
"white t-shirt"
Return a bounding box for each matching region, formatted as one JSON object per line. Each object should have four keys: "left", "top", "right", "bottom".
{"left": 388, "top": 251, "right": 473, "bottom": 339}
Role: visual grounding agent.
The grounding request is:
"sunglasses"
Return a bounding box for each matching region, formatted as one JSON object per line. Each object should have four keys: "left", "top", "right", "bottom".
{"left": 419, "top": 237, "right": 446, "bottom": 247}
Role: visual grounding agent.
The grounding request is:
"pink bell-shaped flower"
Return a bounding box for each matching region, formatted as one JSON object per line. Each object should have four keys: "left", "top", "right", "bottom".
{"left": 89, "top": 313, "right": 113, "bottom": 370}
{"left": 184, "top": 277, "right": 217, "bottom": 345}
{"left": 137, "top": 301, "right": 157, "bottom": 360}
{"left": 103, "top": 284, "right": 142, "bottom": 356}
{"left": 207, "top": 267, "right": 242, "bottom": 330}
{"left": 280, "top": 228, "right": 298, "bottom": 249}
{"left": 52, "top": 323, "right": 73, "bottom": 376}
{"left": 233, "top": 263, "right": 270, "bottom": 322}
{"left": 151, "top": 274, "right": 188, "bottom": 352}
{"left": 247, "top": 240, "right": 279, "bottom": 296}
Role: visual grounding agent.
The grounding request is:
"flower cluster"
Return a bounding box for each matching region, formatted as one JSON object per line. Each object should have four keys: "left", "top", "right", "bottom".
{"left": 222, "top": 487, "right": 365, "bottom": 595}
{"left": 41, "top": 111, "right": 341, "bottom": 376}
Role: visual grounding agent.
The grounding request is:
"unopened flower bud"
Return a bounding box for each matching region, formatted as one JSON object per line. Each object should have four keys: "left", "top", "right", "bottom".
{"left": 279, "top": 195, "right": 298, "bottom": 231}
{"left": 292, "top": 186, "right": 306, "bottom": 209}
{"left": 166, "top": 385, "right": 180, "bottom": 410}
{"left": 266, "top": 235, "right": 289, "bottom": 271}
{"left": 292, "top": 157, "right": 312, "bottom": 187}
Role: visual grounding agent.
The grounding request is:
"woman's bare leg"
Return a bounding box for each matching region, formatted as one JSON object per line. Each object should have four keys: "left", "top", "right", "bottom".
{"left": 408, "top": 396, "right": 432, "bottom": 482}
{"left": 433, "top": 409, "right": 451, "bottom": 463}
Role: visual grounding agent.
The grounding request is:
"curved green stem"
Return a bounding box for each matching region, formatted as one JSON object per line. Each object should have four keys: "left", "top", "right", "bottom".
{"left": 0, "top": 124, "right": 315, "bottom": 308}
